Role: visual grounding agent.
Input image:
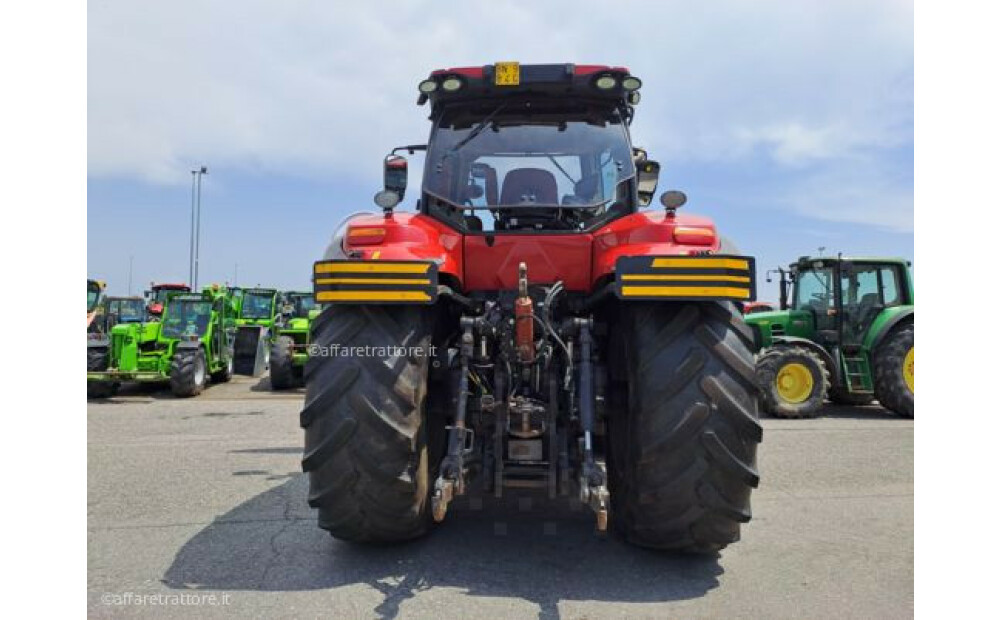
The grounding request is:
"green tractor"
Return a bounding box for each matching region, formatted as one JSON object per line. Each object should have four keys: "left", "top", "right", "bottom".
{"left": 268, "top": 291, "right": 317, "bottom": 390}
{"left": 745, "top": 256, "right": 913, "bottom": 418}
{"left": 232, "top": 287, "right": 278, "bottom": 377}
{"left": 87, "top": 286, "right": 237, "bottom": 398}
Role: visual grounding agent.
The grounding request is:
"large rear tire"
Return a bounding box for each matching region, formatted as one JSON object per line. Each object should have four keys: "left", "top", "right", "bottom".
{"left": 170, "top": 348, "right": 207, "bottom": 398}
{"left": 301, "top": 305, "right": 434, "bottom": 543}
{"left": 756, "top": 346, "right": 829, "bottom": 418}
{"left": 874, "top": 323, "right": 914, "bottom": 418}
{"left": 609, "top": 302, "right": 762, "bottom": 552}
{"left": 269, "top": 335, "right": 295, "bottom": 390}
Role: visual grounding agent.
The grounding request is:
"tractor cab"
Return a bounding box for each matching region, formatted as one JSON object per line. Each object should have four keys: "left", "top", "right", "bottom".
{"left": 160, "top": 295, "right": 214, "bottom": 340}
{"left": 98, "top": 296, "right": 147, "bottom": 333}
{"left": 145, "top": 283, "right": 192, "bottom": 317}
{"left": 394, "top": 64, "right": 649, "bottom": 235}
{"left": 87, "top": 279, "right": 105, "bottom": 330}
{"left": 783, "top": 257, "right": 913, "bottom": 349}
{"left": 280, "top": 291, "right": 316, "bottom": 320}
{"left": 237, "top": 288, "right": 278, "bottom": 325}
{"left": 87, "top": 279, "right": 103, "bottom": 314}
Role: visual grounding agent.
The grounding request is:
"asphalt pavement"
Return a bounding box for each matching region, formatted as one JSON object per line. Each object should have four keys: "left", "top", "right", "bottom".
{"left": 88, "top": 376, "right": 913, "bottom": 619}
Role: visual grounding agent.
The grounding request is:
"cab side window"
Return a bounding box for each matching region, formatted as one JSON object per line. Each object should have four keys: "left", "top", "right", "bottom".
{"left": 880, "top": 267, "right": 902, "bottom": 306}
{"left": 843, "top": 266, "right": 880, "bottom": 306}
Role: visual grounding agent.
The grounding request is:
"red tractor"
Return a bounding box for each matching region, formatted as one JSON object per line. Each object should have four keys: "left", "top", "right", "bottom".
{"left": 304, "top": 63, "right": 762, "bottom": 552}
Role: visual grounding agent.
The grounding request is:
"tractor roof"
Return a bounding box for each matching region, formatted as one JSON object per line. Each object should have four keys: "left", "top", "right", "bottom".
{"left": 151, "top": 283, "right": 189, "bottom": 290}
{"left": 793, "top": 256, "right": 912, "bottom": 269}
{"left": 418, "top": 63, "right": 641, "bottom": 112}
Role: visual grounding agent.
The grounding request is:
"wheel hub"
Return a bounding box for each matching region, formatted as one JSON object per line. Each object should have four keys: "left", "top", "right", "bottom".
{"left": 775, "top": 362, "right": 814, "bottom": 404}
{"left": 903, "top": 347, "right": 914, "bottom": 393}
{"left": 194, "top": 355, "right": 205, "bottom": 385}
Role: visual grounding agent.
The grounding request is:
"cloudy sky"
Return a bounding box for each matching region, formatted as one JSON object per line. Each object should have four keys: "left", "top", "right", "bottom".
{"left": 88, "top": 0, "right": 913, "bottom": 297}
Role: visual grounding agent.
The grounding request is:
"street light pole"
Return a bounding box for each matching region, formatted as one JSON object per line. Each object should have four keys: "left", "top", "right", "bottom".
{"left": 192, "top": 166, "right": 208, "bottom": 289}
{"left": 128, "top": 255, "right": 134, "bottom": 295}
{"left": 189, "top": 171, "right": 197, "bottom": 286}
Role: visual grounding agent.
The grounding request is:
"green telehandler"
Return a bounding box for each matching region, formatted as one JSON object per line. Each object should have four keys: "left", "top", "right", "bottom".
{"left": 745, "top": 256, "right": 913, "bottom": 418}
{"left": 231, "top": 287, "right": 278, "bottom": 377}
{"left": 87, "top": 286, "right": 237, "bottom": 398}
{"left": 268, "top": 291, "right": 317, "bottom": 390}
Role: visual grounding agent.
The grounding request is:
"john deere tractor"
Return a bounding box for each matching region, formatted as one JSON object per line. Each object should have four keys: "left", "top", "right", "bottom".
{"left": 232, "top": 287, "right": 278, "bottom": 377}
{"left": 269, "top": 291, "right": 317, "bottom": 390}
{"left": 87, "top": 286, "right": 237, "bottom": 398}
{"left": 745, "top": 256, "right": 913, "bottom": 418}
{"left": 301, "top": 63, "right": 762, "bottom": 552}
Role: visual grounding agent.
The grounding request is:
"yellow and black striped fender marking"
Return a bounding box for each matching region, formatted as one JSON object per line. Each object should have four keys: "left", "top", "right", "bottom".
{"left": 312, "top": 260, "right": 438, "bottom": 304}
{"left": 614, "top": 255, "right": 757, "bottom": 301}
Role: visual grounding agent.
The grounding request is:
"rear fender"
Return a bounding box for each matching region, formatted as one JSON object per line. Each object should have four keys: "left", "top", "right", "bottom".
{"left": 337, "top": 212, "right": 462, "bottom": 287}
{"left": 592, "top": 211, "right": 723, "bottom": 285}
{"left": 865, "top": 307, "right": 914, "bottom": 352}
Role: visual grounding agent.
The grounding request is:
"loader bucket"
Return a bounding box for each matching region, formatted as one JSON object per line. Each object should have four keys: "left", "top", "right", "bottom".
{"left": 233, "top": 325, "right": 269, "bottom": 376}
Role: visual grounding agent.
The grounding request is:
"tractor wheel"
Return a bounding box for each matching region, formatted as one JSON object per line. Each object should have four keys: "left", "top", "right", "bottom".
{"left": 301, "top": 304, "right": 435, "bottom": 543}
{"left": 874, "top": 323, "right": 914, "bottom": 418}
{"left": 269, "top": 336, "right": 296, "bottom": 390}
{"left": 756, "top": 346, "right": 829, "bottom": 418}
{"left": 87, "top": 347, "right": 118, "bottom": 399}
{"left": 211, "top": 355, "right": 233, "bottom": 383}
{"left": 829, "top": 386, "right": 874, "bottom": 406}
{"left": 609, "top": 302, "right": 762, "bottom": 553}
{"left": 170, "top": 348, "right": 208, "bottom": 398}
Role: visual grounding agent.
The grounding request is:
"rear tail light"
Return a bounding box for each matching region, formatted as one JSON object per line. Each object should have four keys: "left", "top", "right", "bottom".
{"left": 673, "top": 226, "right": 716, "bottom": 246}
{"left": 346, "top": 226, "right": 386, "bottom": 245}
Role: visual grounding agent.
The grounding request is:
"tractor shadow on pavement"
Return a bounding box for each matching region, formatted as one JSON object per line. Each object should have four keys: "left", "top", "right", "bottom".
{"left": 162, "top": 474, "right": 723, "bottom": 619}
{"left": 250, "top": 376, "right": 306, "bottom": 395}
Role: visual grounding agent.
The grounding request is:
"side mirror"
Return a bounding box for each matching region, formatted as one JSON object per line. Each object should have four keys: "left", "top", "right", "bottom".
{"left": 660, "top": 190, "right": 687, "bottom": 211}
{"left": 636, "top": 160, "right": 660, "bottom": 207}
{"left": 384, "top": 154, "right": 408, "bottom": 200}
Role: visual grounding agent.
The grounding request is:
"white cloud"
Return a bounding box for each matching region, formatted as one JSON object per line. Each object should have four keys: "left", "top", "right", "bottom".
{"left": 89, "top": 0, "right": 913, "bottom": 228}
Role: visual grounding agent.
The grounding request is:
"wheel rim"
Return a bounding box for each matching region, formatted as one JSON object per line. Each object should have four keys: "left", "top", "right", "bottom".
{"left": 194, "top": 355, "right": 206, "bottom": 385}
{"left": 903, "top": 347, "right": 914, "bottom": 393}
{"left": 775, "top": 362, "right": 814, "bottom": 404}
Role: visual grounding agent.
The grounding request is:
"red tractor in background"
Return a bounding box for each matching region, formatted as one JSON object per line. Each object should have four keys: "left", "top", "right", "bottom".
{"left": 304, "top": 63, "right": 762, "bottom": 552}
{"left": 742, "top": 301, "right": 777, "bottom": 315}
{"left": 145, "top": 282, "right": 191, "bottom": 317}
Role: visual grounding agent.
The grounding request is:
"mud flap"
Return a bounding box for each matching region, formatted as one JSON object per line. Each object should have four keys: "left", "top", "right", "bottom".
{"left": 233, "top": 326, "right": 269, "bottom": 376}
